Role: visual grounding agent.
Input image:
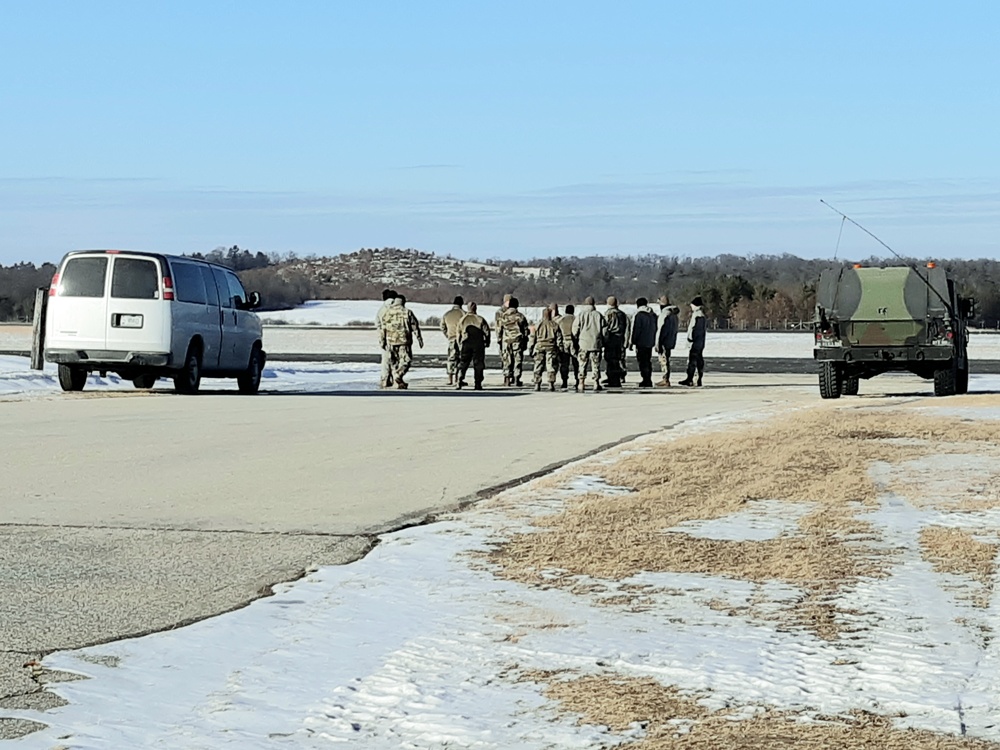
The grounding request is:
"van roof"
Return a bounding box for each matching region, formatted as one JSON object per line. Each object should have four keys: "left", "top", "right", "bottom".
{"left": 63, "top": 250, "right": 236, "bottom": 272}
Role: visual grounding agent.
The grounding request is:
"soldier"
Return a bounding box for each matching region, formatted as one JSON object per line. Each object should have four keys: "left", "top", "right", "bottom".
{"left": 572, "top": 296, "right": 607, "bottom": 392}
{"left": 528, "top": 307, "right": 563, "bottom": 391}
{"left": 379, "top": 295, "right": 423, "bottom": 389}
{"left": 631, "top": 297, "right": 658, "bottom": 388}
{"left": 494, "top": 293, "right": 512, "bottom": 380}
{"left": 603, "top": 296, "right": 631, "bottom": 388}
{"left": 655, "top": 295, "right": 680, "bottom": 387}
{"left": 497, "top": 297, "right": 529, "bottom": 386}
{"left": 679, "top": 295, "right": 706, "bottom": 387}
{"left": 440, "top": 295, "right": 465, "bottom": 385}
{"left": 456, "top": 301, "right": 491, "bottom": 390}
{"left": 557, "top": 303, "right": 578, "bottom": 390}
{"left": 375, "top": 289, "right": 398, "bottom": 388}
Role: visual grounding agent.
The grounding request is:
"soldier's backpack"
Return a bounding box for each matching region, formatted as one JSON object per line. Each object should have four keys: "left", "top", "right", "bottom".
{"left": 500, "top": 309, "right": 526, "bottom": 346}
{"left": 382, "top": 305, "right": 410, "bottom": 346}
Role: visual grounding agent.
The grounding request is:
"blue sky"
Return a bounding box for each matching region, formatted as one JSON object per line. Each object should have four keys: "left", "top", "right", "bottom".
{"left": 1, "top": 1, "right": 998, "bottom": 265}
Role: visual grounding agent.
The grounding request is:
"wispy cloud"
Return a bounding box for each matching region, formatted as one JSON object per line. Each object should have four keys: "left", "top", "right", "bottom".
{"left": 393, "top": 164, "right": 462, "bottom": 171}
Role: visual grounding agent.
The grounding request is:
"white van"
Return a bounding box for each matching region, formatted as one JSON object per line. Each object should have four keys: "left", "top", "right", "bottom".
{"left": 44, "top": 250, "right": 266, "bottom": 394}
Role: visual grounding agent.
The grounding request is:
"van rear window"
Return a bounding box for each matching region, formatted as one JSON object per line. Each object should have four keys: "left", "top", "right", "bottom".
{"left": 111, "top": 258, "right": 159, "bottom": 299}
{"left": 60, "top": 257, "right": 108, "bottom": 297}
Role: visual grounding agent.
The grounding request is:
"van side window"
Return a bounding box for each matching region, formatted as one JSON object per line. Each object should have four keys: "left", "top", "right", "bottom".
{"left": 211, "top": 268, "right": 232, "bottom": 308}
{"left": 200, "top": 266, "right": 220, "bottom": 307}
{"left": 171, "top": 262, "right": 208, "bottom": 304}
{"left": 225, "top": 272, "right": 247, "bottom": 309}
{"left": 60, "top": 257, "right": 108, "bottom": 297}
{"left": 111, "top": 258, "right": 159, "bottom": 299}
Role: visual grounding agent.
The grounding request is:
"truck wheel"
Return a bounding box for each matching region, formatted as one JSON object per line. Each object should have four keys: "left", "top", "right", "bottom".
{"left": 237, "top": 346, "right": 264, "bottom": 394}
{"left": 819, "top": 362, "right": 841, "bottom": 399}
{"left": 58, "top": 364, "right": 87, "bottom": 392}
{"left": 843, "top": 375, "right": 860, "bottom": 396}
{"left": 934, "top": 365, "right": 957, "bottom": 397}
{"left": 173, "top": 344, "right": 202, "bottom": 394}
{"left": 133, "top": 374, "right": 157, "bottom": 389}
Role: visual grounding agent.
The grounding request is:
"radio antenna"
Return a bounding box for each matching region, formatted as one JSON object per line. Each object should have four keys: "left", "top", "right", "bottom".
{"left": 819, "top": 199, "right": 954, "bottom": 318}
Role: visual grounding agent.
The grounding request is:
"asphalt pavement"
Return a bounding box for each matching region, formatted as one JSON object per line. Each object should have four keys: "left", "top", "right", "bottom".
{"left": 1, "top": 372, "right": 822, "bottom": 737}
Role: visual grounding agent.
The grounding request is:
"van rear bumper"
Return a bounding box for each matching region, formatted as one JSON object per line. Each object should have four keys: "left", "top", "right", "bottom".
{"left": 45, "top": 349, "right": 171, "bottom": 367}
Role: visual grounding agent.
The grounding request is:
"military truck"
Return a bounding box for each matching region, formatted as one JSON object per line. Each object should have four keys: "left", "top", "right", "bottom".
{"left": 813, "top": 264, "right": 974, "bottom": 398}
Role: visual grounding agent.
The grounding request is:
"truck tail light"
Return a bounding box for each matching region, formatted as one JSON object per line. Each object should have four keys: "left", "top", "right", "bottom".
{"left": 48, "top": 272, "right": 60, "bottom": 296}
{"left": 163, "top": 276, "right": 174, "bottom": 301}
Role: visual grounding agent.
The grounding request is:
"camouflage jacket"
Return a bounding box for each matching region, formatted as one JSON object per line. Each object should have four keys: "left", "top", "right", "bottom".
{"left": 529, "top": 318, "right": 563, "bottom": 354}
{"left": 441, "top": 306, "right": 464, "bottom": 341}
{"left": 498, "top": 309, "right": 529, "bottom": 349}
{"left": 556, "top": 313, "right": 576, "bottom": 353}
{"left": 604, "top": 307, "right": 631, "bottom": 342}
{"left": 456, "top": 312, "right": 491, "bottom": 349}
{"left": 381, "top": 301, "right": 424, "bottom": 348}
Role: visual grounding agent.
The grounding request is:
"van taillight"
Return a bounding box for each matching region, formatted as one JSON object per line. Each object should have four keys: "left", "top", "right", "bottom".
{"left": 48, "top": 272, "right": 60, "bottom": 296}
{"left": 163, "top": 276, "right": 174, "bottom": 301}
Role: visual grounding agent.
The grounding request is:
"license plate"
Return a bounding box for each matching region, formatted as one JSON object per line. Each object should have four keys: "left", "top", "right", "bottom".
{"left": 116, "top": 314, "right": 143, "bottom": 328}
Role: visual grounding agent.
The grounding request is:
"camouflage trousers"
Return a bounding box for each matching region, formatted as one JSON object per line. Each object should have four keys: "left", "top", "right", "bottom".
{"left": 502, "top": 342, "right": 524, "bottom": 382}
{"left": 388, "top": 344, "right": 412, "bottom": 382}
{"left": 458, "top": 343, "right": 486, "bottom": 386}
{"left": 558, "top": 350, "right": 579, "bottom": 386}
{"left": 380, "top": 348, "right": 393, "bottom": 388}
{"left": 532, "top": 349, "right": 558, "bottom": 384}
{"left": 579, "top": 349, "right": 602, "bottom": 382}
{"left": 658, "top": 349, "right": 673, "bottom": 382}
{"left": 446, "top": 339, "right": 460, "bottom": 377}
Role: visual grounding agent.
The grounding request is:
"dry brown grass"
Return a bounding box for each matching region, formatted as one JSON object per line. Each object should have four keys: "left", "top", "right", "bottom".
{"left": 542, "top": 675, "right": 1000, "bottom": 749}
{"left": 489, "top": 406, "right": 1000, "bottom": 639}
{"left": 920, "top": 526, "right": 999, "bottom": 608}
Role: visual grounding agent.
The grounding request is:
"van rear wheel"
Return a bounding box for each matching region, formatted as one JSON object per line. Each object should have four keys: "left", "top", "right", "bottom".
{"left": 173, "top": 346, "right": 202, "bottom": 394}
{"left": 237, "top": 346, "right": 264, "bottom": 394}
{"left": 58, "top": 364, "right": 87, "bottom": 392}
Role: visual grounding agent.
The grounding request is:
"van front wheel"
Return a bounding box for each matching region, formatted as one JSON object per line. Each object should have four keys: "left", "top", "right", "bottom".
{"left": 58, "top": 364, "right": 87, "bottom": 392}
{"left": 237, "top": 346, "right": 264, "bottom": 394}
{"left": 173, "top": 346, "right": 202, "bottom": 394}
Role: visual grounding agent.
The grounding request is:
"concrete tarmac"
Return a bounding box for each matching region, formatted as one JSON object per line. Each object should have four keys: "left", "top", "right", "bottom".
{"left": 0, "top": 373, "right": 821, "bottom": 736}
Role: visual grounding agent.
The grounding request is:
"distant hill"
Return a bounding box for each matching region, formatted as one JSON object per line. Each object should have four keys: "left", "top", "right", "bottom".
{"left": 282, "top": 248, "right": 549, "bottom": 303}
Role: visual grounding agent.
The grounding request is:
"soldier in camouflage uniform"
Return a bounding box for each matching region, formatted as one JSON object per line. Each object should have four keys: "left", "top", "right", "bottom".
{"left": 440, "top": 295, "right": 465, "bottom": 385}
{"left": 494, "top": 293, "right": 512, "bottom": 379}
{"left": 456, "top": 301, "right": 491, "bottom": 390}
{"left": 375, "top": 289, "right": 398, "bottom": 388}
{"left": 379, "top": 296, "right": 423, "bottom": 389}
{"left": 497, "top": 297, "right": 529, "bottom": 386}
{"left": 528, "top": 307, "right": 563, "bottom": 391}
{"left": 572, "top": 296, "right": 607, "bottom": 392}
{"left": 556, "top": 303, "right": 579, "bottom": 390}
{"left": 603, "top": 296, "right": 631, "bottom": 388}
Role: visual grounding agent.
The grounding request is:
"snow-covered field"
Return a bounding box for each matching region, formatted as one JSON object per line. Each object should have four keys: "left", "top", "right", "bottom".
{"left": 0, "top": 356, "right": 437, "bottom": 400}
{"left": 8, "top": 398, "right": 1000, "bottom": 747}
{"left": 6, "top": 300, "right": 1000, "bottom": 360}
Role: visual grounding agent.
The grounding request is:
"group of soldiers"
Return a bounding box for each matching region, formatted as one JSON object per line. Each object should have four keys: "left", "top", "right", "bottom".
{"left": 376, "top": 288, "right": 707, "bottom": 392}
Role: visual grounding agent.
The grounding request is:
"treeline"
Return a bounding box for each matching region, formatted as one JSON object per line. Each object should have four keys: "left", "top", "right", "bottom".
{"left": 372, "top": 254, "right": 1000, "bottom": 327}
{"left": 187, "top": 246, "right": 323, "bottom": 310}
{"left": 6, "top": 250, "right": 1000, "bottom": 326}
{"left": 0, "top": 262, "right": 57, "bottom": 321}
